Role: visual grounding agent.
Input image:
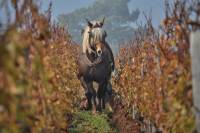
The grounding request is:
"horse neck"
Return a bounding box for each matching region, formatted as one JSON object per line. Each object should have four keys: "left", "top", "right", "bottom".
{"left": 101, "top": 43, "right": 110, "bottom": 62}
{"left": 86, "top": 51, "right": 96, "bottom": 62}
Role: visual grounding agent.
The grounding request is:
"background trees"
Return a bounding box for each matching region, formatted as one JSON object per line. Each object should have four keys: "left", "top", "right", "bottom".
{"left": 58, "top": 0, "right": 140, "bottom": 52}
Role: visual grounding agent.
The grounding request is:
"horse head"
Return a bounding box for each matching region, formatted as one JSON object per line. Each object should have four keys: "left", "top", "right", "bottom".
{"left": 81, "top": 18, "right": 107, "bottom": 56}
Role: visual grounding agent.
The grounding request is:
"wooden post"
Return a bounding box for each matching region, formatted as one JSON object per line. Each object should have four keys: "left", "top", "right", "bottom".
{"left": 190, "top": 31, "right": 200, "bottom": 132}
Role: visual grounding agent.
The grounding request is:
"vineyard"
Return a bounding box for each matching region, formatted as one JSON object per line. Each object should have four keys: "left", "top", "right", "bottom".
{"left": 0, "top": 0, "right": 200, "bottom": 133}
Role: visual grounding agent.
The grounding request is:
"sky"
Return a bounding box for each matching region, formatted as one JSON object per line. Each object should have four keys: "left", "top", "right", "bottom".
{"left": 0, "top": 0, "right": 165, "bottom": 28}
{"left": 42, "top": 0, "right": 165, "bottom": 27}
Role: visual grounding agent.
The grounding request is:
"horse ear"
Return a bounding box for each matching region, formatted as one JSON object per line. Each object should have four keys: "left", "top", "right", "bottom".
{"left": 100, "top": 17, "right": 105, "bottom": 27}
{"left": 86, "top": 18, "right": 93, "bottom": 28}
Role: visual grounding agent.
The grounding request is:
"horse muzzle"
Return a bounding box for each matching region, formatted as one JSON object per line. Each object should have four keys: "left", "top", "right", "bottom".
{"left": 97, "top": 49, "right": 102, "bottom": 56}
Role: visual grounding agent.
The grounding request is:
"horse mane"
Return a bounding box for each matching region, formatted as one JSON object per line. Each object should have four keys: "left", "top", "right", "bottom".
{"left": 91, "top": 28, "right": 106, "bottom": 44}
{"left": 82, "top": 26, "right": 91, "bottom": 54}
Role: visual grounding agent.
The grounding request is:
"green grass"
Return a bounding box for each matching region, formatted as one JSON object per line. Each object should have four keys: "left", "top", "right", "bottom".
{"left": 68, "top": 111, "right": 118, "bottom": 133}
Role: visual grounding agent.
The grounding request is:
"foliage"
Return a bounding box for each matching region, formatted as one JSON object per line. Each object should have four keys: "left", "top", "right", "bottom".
{"left": 0, "top": 0, "right": 82, "bottom": 132}
{"left": 0, "top": 0, "right": 199, "bottom": 132}
{"left": 113, "top": 0, "right": 200, "bottom": 132}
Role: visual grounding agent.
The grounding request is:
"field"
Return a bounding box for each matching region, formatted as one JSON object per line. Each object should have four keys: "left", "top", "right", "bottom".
{"left": 0, "top": 0, "right": 199, "bottom": 132}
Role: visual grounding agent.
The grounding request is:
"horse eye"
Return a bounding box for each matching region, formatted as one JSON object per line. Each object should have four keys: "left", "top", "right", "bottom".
{"left": 88, "top": 31, "right": 93, "bottom": 36}
{"left": 104, "top": 31, "right": 107, "bottom": 37}
{"left": 81, "top": 29, "right": 84, "bottom": 35}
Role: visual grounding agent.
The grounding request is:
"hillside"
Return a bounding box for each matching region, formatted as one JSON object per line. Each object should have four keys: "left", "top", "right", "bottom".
{"left": 58, "top": 0, "right": 140, "bottom": 46}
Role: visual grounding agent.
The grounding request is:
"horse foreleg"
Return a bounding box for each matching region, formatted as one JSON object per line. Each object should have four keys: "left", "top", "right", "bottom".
{"left": 97, "top": 86, "right": 102, "bottom": 111}
{"left": 80, "top": 77, "right": 92, "bottom": 110}
{"left": 97, "top": 82, "right": 106, "bottom": 111}
{"left": 88, "top": 83, "right": 97, "bottom": 114}
{"left": 102, "top": 82, "right": 108, "bottom": 110}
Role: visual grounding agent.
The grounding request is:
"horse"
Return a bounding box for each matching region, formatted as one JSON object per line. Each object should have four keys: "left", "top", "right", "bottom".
{"left": 78, "top": 41, "right": 112, "bottom": 113}
{"left": 77, "top": 20, "right": 113, "bottom": 113}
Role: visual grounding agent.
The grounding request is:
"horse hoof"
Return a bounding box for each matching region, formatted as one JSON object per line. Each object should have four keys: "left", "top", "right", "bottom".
{"left": 92, "top": 110, "right": 96, "bottom": 115}
{"left": 96, "top": 106, "right": 101, "bottom": 112}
